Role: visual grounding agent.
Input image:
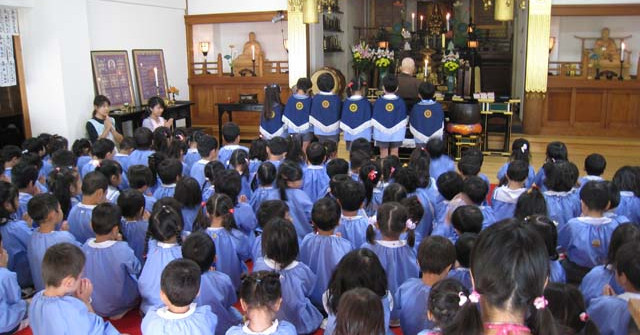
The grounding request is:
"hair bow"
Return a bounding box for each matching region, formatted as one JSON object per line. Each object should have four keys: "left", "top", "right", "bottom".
{"left": 521, "top": 143, "right": 528, "bottom": 153}
{"left": 469, "top": 290, "right": 481, "bottom": 304}
{"left": 405, "top": 219, "right": 416, "bottom": 230}
{"left": 390, "top": 166, "right": 396, "bottom": 176}
{"left": 533, "top": 296, "right": 548, "bottom": 310}
{"left": 368, "top": 170, "right": 378, "bottom": 181}
{"left": 368, "top": 215, "right": 377, "bottom": 226}
{"left": 458, "top": 292, "right": 468, "bottom": 306}
{"left": 347, "top": 81, "right": 354, "bottom": 88}
{"left": 579, "top": 312, "right": 589, "bottom": 322}
{"left": 201, "top": 201, "right": 206, "bottom": 208}
{"left": 229, "top": 208, "right": 235, "bottom": 214}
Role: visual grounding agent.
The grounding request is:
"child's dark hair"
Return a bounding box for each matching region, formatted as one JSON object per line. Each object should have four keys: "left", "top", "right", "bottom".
{"left": 330, "top": 174, "right": 351, "bottom": 198}
{"left": 263, "top": 84, "right": 282, "bottom": 120}
{"left": 239, "top": 271, "right": 282, "bottom": 311}
{"left": 544, "top": 160, "right": 578, "bottom": 192}
{"left": 182, "top": 231, "right": 215, "bottom": 273}
{"left": 214, "top": 169, "right": 241, "bottom": 206}
{"left": 276, "top": 160, "right": 302, "bottom": 201}
{"left": 428, "top": 279, "right": 469, "bottom": 329}
{"left": 95, "top": 159, "right": 122, "bottom": 186}
{"left": 359, "top": 161, "right": 381, "bottom": 208}
{"left": 195, "top": 193, "right": 237, "bottom": 232}
{"left": 463, "top": 176, "right": 488, "bottom": 205}
{"left": 174, "top": 177, "right": 202, "bottom": 208}
{"left": 91, "top": 202, "right": 121, "bottom": 235}
{"left": 455, "top": 233, "right": 477, "bottom": 268}
{"left": 367, "top": 202, "right": 414, "bottom": 247}
{"left": 133, "top": 127, "right": 153, "bottom": 150}
{"left": 346, "top": 79, "right": 364, "bottom": 97}
{"left": 546, "top": 141, "right": 569, "bottom": 162}
{"left": 317, "top": 73, "right": 335, "bottom": 92}
{"left": 11, "top": 162, "right": 38, "bottom": 189}
{"left": 607, "top": 223, "right": 640, "bottom": 266}
{"left": 544, "top": 283, "right": 600, "bottom": 335}
{"left": 203, "top": 160, "right": 225, "bottom": 190}
{"left": 256, "top": 200, "right": 289, "bottom": 229}
{"left": 81, "top": 171, "right": 108, "bottom": 196}
{"left": 22, "top": 137, "right": 45, "bottom": 155}
{"left": 514, "top": 188, "right": 548, "bottom": 220}
{"left": 42, "top": 243, "right": 85, "bottom": 287}
{"left": 155, "top": 158, "right": 182, "bottom": 185}
{"left": 349, "top": 150, "right": 370, "bottom": 172}
{"left": 27, "top": 193, "right": 60, "bottom": 223}
{"left": 418, "top": 82, "right": 436, "bottom": 100}
{"left": 612, "top": 166, "right": 640, "bottom": 197}
{"left": 306, "top": 142, "right": 326, "bottom": 165}
{"left": 222, "top": 122, "right": 241, "bottom": 143}
{"left": 327, "top": 248, "right": 388, "bottom": 314}
{"left": 381, "top": 183, "right": 407, "bottom": 203}
{"left": 382, "top": 74, "right": 398, "bottom": 92}
{"left": 0, "top": 145, "right": 22, "bottom": 163}
{"left": 507, "top": 159, "right": 529, "bottom": 183}
{"left": 229, "top": 149, "right": 250, "bottom": 179}
{"left": 350, "top": 138, "right": 372, "bottom": 157}
{"left": 524, "top": 215, "right": 559, "bottom": 261}
{"left": 615, "top": 242, "right": 640, "bottom": 291}
{"left": 261, "top": 217, "right": 299, "bottom": 269}
{"left": 267, "top": 137, "right": 287, "bottom": 156}
{"left": 458, "top": 148, "right": 483, "bottom": 176}
{"left": 197, "top": 135, "right": 218, "bottom": 158}
{"left": 451, "top": 205, "right": 483, "bottom": 234}
{"left": 119, "top": 136, "right": 136, "bottom": 152}
{"left": 295, "top": 77, "right": 313, "bottom": 92}
{"left": 20, "top": 153, "right": 42, "bottom": 171}
{"left": 418, "top": 235, "right": 456, "bottom": 274}
{"left": 426, "top": 138, "right": 446, "bottom": 159}
{"left": 437, "top": 171, "right": 464, "bottom": 201}
{"left": 409, "top": 148, "right": 432, "bottom": 188}
{"left": 444, "top": 220, "right": 559, "bottom": 335}
{"left": 71, "top": 139, "right": 92, "bottom": 158}
{"left": 584, "top": 153, "right": 606, "bottom": 176}
{"left": 160, "top": 259, "right": 201, "bottom": 307}
{"left": 117, "top": 189, "right": 145, "bottom": 219}
{"left": 255, "top": 161, "right": 277, "bottom": 187}
{"left": 147, "top": 96, "right": 166, "bottom": 112}
{"left": 401, "top": 196, "right": 424, "bottom": 225}
{"left": 312, "top": 197, "right": 341, "bottom": 232}
{"left": 326, "top": 158, "right": 349, "bottom": 179}
{"left": 127, "top": 165, "right": 154, "bottom": 190}
{"left": 151, "top": 127, "right": 172, "bottom": 153}
{"left": 48, "top": 167, "right": 79, "bottom": 219}
{"left": 510, "top": 138, "right": 531, "bottom": 164}
{"left": 336, "top": 179, "right": 365, "bottom": 212}
{"left": 580, "top": 181, "right": 609, "bottom": 212}
{"left": 393, "top": 166, "right": 419, "bottom": 193}
{"left": 605, "top": 181, "right": 621, "bottom": 210}
{"left": 92, "top": 138, "right": 115, "bottom": 159}
{"left": 145, "top": 204, "right": 184, "bottom": 256}
{"left": 51, "top": 150, "right": 77, "bottom": 168}
{"left": 249, "top": 138, "right": 268, "bottom": 161}
{"left": 285, "top": 134, "right": 305, "bottom": 165}
{"left": 334, "top": 288, "right": 385, "bottom": 335}
{"left": 324, "top": 140, "right": 338, "bottom": 158}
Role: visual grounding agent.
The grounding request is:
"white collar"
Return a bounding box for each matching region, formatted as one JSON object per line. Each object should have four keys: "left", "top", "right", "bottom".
{"left": 19, "top": 192, "right": 32, "bottom": 197}
{"left": 187, "top": 148, "right": 198, "bottom": 153}
{"left": 382, "top": 94, "right": 399, "bottom": 100}
{"left": 577, "top": 216, "right": 612, "bottom": 225}
{"left": 156, "top": 303, "right": 197, "bottom": 320}
{"left": 618, "top": 292, "right": 640, "bottom": 302}
{"left": 242, "top": 319, "right": 280, "bottom": 334}
{"left": 161, "top": 183, "right": 177, "bottom": 188}
{"left": 317, "top": 91, "right": 334, "bottom": 96}
{"left": 307, "top": 165, "right": 324, "bottom": 170}
{"left": 341, "top": 214, "right": 363, "bottom": 221}
{"left": 115, "top": 153, "right": 128, "bottom": 157}
{"left": 259, "top": 186, "right": 273, "bottom": 190}
{"left": 207, "top": 227, "right": 224, "bottom": 232}
{"left": 620, "top": 191, "right": 635, "bottom": 197}
{"left": 197, "top": 159, "right": 209, "bottom": 164}
{"left": 348, "top": 95, "right": 363, "bottom": 100}
{"left": 157, "top": 241, "right": 177, "bottom": 249}
{"left": 418, "top": 99, "right": 436, "bottom": 105}
{"left": 494, "top": 186, "right": 527, "bottom": 202}
{"left": 77, "top": 203, "right": 97, "bottom": 210}
{"left": 87, "top": 239, "right": 117, "bottom": 248}
{"left": 376, "top": 240, "right": 407, "bottom": 248}
{"left": 264, "top": 257, "right": 299, "bottom": 271}
{"left": 293, "top": 93, "right": 308, "bottom": 99}
{"left": 544, "top": 189, "right": 576, "bottom": 196}
{"left": 582, "top": 175, "right": 603, "bottom": 181}
{"left": 223, "top": 144, "right": 242, "bottom": 150}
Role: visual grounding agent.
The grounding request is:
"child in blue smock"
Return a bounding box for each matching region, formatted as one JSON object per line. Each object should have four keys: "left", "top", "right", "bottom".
{"left": 545, "top": 283, "right": 601, "bottom": 335}
{"left": 195, "top": 193, "right": 250, "bottom": 290}
{"left": 431, "top": 171, "right": 464, "bottom": 234}
{"left": 127, "top": 165, "right": 156, "bottom": 213}
{"left": 182, "top": 232, "right": 241, "bottom": 335}
{"left": 229, "top": 149, "right": 253, "bottom": 199}
{"left": 409, "top": 83, "right": 444, "bottom": 148}
{"left": 300, "top": 198, "right": 353, "bottom": 309}
{"left": 252, "top": 200, "right": 290, "bottom": 261}
{"left": 218, "top": 122, "right": 248, "bottom": 167}
{"left": 372, "top": 74, "right": 407, "bottom": 158}
{"left": 310, "top": 73, "right": 342, "bottom": 144}
{"left": 447, "top": 233, "right": 476, "bottom": 291}
{"left": 27, "top": 194, "right": 80, "bottom": 292}
{"left": 47, "top": 167, "right": 82, "bottom": 221}
{"left": 189, "top": 135, "right": 219, "bottom": 189}
{"left": 533, "top": 141, "right": 569, "bottom": 191}
{"left": 282, "top": 78, "right": 313, "bottom": 146}
{"left": 226, "top": 271, "right": 297, "bottom": 335}
{"left": 29, "top": 243, "right": 120, "bottom": 335}
{"left": 214, "top": 170, "right": 257, "bottom": 242}
{"left": 1, "top": 145, "right": 21, "bottom": 181}
{"left": 253, "top": 218, "right": 323, "bottom": 334}
{"left": 578, "top": 153, "right": 606, "bottom": 189}
{"left": 0, "top": 181, "right": 32, "bottom": 288}
{"left": 495, "top": 138, "right": 536, "bottom": 188}
{"left": 612, "top": 166, "right": 640, "bottom": 224}
{"left": 359, "top": 161, "right": 383, "bottom": 217}
{"left": 0, "top": 232, "right": 27, "bottom": 334}
{"left": 340, "top": 80, "right": 372, "bottom": 151}
{"left": 405, "top": 149, "right": 439, "bottom": 241}
{"left": 396, "top": 236, "right": 456, "bottom": 335}
{"left": 588, "top": 242, "right": 640, "bottom": 335}
{"left": 128, "top": 127, "right": 155, "bottom": 167}
{"left": 416, "top": 279, "right": 469, "bottom": 335}
{"left": 462, "top": 176, "right": 496, "bottom": 230}
{"left": 491, "top": 160, "right": 528, "bottom": 222}
{"left": 82, "top": 203, "right": 141, "bottom": 318}
{"left": 458, "top": 148, "right": 491, "bottom": 188}
{"left": 184, "top": 131, "right": 204, "bottom": 172}
{"left": 336, "top": 179, "right": 369, "bottom": 248}
{"left": 275, "top": 161, "right": 313, "bottom": 239}
{"left": 113, "top": 137, "right": 133, "bottom": 175}
{"left": 427, "top": 139, "right": 455, "bottom": 182}
{"left": 95, "top": 159, "right": 123, "bottom": 204}
{"left": 249, "top": 162, "right": 279, "bottom": 213}
{"left": 527, "top": 215, "right": 566, "bottom": 283}
{"left": 72, "top": 139, "right": 92, "bottom": 172}
{"left": 543, "top": 160, "right": 581, "bottom": 227}
{"left": 138, "top": 205, "right": 184, "bottom": 314}
{"left": 152, "top": 158, "right": 182, "bottom": 199}
{"left": 201, "top": 161, "right": 225, "bottom": 202}
{"left": 260, "top": 84, "right": 287, "bottom": 140}
{"left": 68, "top": 172, "right": 108, "bottom": 244}
{"left": 117, "top": 189, "right": 148, "bottom": 263}
{"left": 302, "top": 142, "right": 329, "bottom": 203}
{"left": 265, "top": 137, "right": 287, "bottom": 171}
{"left": 324, "top": 248, "right": 393, "bottom": 335}
{"left": 11, "top": 162, "right": 38, "bottom": 221}
{"left": 141, "top": 259, "right": 218, "bottom": 335}
{"left": 80, "top": 138, "right": 115, "bottom": 178}
{"left": 174, "top": 177, "right": 202, "bottom": 232}
{"left": 580, "top": 223, "right": 638, "bottom": 307}
{"left": 363, "top": 202, "right": 419, "bottom": 320}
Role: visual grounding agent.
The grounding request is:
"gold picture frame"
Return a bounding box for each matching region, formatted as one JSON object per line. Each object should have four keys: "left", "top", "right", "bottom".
{"left": 90, "top": 50, "right": 135, "bottom": 109}
{"left": 132, "top": 49, "right": 168, "bottom": 105}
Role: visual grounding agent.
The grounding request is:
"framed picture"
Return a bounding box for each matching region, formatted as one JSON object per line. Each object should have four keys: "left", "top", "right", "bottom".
{"left": 90, "top": 50, "right": 135, "bottom": 109}
{"left": 132, "top": 49, "right": 168, "bottom": 105}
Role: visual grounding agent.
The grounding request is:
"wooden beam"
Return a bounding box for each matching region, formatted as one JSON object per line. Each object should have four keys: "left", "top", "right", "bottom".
{"left": 184, "top": 11, "right": 287, "bottom": 25}
{"left": 552, "top": 4, "right": 640, "bottom": 16}
{"left": 13, "top": 36, "right": 31, "bottom": 138}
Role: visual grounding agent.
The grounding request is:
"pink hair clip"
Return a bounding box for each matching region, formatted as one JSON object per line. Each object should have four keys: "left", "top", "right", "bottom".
{"left": 458, "top": 292, "right": 468, "bottom": 306}
{"left": 579, "top": 312, "right": 589, "bottom": 322}
{"left": 229, "top": 208, "right": 235, "bottom": 214}
{"left": 201, "top": 201, "right": 206, "bottom": 208}
{"left": 390, "top": 166, "right": 396, "bottom": 176}
{"left": 469, "top": 290, "right": 481, "bottom": 304}
{"left": 533, "top": 296, "right": 548, "bottom": 310}
{"left": 405, "top": 219, "right": 416, "bottom": 230}
{"left": 368, "top": 170, "right": 378, "bottom": 181}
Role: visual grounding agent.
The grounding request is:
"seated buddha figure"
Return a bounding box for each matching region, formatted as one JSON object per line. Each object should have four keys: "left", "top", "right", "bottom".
{"left": 594, "top": 28, "right": 620, "bottom": 64}
{"left": 233, "top": 32, "right": 265, "bottom": 75}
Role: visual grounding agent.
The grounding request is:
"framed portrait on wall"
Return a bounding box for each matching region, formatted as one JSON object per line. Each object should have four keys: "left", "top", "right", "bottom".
{"left": 90, "top": 50, "right": 135, "bottom": 109}
{"left": 132, "top": 49, "right": 168, "bottom": 105}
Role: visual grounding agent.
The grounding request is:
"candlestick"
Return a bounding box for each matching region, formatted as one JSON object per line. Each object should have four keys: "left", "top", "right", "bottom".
{"left": 153, "top": 67, "right": 158, "bottom": 87}
{"left": 446, "top": 12, "right": 451, "bottom": 31}
{"left": 420, "top": 15, "right": 424, "bottom": 30}
{"left": 441, "top": 34, "right": 446, "bottom": 49}
{"left": 251, "top": 45, "right": 255, "bottom": 61}
{"left": 252, "top": 59, "right": 257, "bottom": 77}
{"left": 411, "top": 13, "right": 415, "bottom": 31}
{"left": 424, "top": 59, "right": 428, "bottom": 78}
{"left": 621, "top": 42, "right": 625, "bottom": 62}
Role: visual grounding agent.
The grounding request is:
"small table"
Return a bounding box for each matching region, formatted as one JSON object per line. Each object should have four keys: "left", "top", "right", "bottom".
{"left": 216, "top": 103, "right": 263, "bottom": 144}
{"left": 479, "top": 98, "right": 520, "bottom": 155}
{"left": 110, "top": 100, "right": 194, "bottom": 134}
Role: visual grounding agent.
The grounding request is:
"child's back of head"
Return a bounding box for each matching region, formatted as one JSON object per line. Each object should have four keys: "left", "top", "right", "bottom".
{"left": 585, "top": 153, "right": 606, "bottom": 176}
{"left": 451, "top": 205, "right": 483, "bottom": 234}
{"left": 182, "top": 231, "right": 215, "bottom": 274}
{"left": 608, "top": 223, "right": 640, "bottom": 266}
{"left": 428, "top": 278, "right": 469, "bottom": 330}
{"left": 514, "top": 188, "right": 548, "bottom": 220}
{"left": 509, "top": 138, "right": 531, "bottom": 164}
{"left": 214, "top": 170, "right": 241, "bottom": 204}
{"left": 507, "top": 159, "right": 529, "bottom": 183}
{"left": 349, "top": 150, "right": 370, "bottom": 172}
{"left": 1, "top": 145, "right": 22, "bottom": 164}
{"left": 81, "top": 171, "right": 108, "bottom": 197}
{"left": 615, "top": 242, "right": 640, "bottom": 292}
{"left": 369, "top": 201, "right": 414, "bottom": 247}
{"left": 256, "top": 161, "right": 277, "bottom": 187}
{"left": 118, "top": 189, "right": 144, "bottom": 219}
{"left": 27, "top": 193, "right": 61, "bottom": 224}
{"left": 382, "top": 74, "right": 398, "bottom": 93}
{"left": 326, "top": 158, "right": 349, "bottom": 179}
{"left": 306, "top": 142, "right": 326, "bottom": 165}
{"left": 317, "top": 73, "right": 335, "bottom": 93}
{"left": 612, "top": 166, "right": 640, "bottom": 196}
{"left": 266, "top": 137, "right": 287, "bottom": 157}
{"left": 546, "top": 141, "right": 569, "bottom": 162}
{"left": 312, "top": 197, "right": 340, "bottom": 232}
{"left": 127, "top": 165, "right": 154, "bottom": 190}
{"left": 249, "top": 138, "right": 268, "bottom": 161}
{"left": 350, "top": 138, "right": 372, "bottom": 157}
{"left": 393, "top": 166, "right": 419, "bottom": 194}
{"left": 204, "top": 161, "right": 225, "bottom": 187}
{"left": 91, "top": 202, "right": 121, "bottom": 236}
{"left": 336, "top": 180, "right": 365, "bottom": 212}
{"left": 334, "top": 287, "right": 385, "bottom": 335}
{"left": 295, "top": 77, "right": 312, "bottom": 93}
{"left": 133, "top": 127, "right": 153, "bottom": 150}
{"left": 157, "top": 159, "right": 182, "bottom": 185}
{"left": 401, "top": 195, "right": 424, "bottom": 226}
{"left": 381, "top": 183, "right": 407, "bottom": 203}
{"left": 256, "top": 200, "right": 289, "bottom": 229}
{"left": 544, "top": 282, "right": 599, "bottom": 335}
{"left": 462, "top": 176, "right": 488, "bottom": 205}
{"left": 525, "top": 215, "right": 559, "bottom": 261}
{"left": 92, "top": 139, "right": 115, "bottom": 159}
{"left": 161, "top": 259, "right": 201, "bottom": 307}
{"left": 324, "top": 140, "right": 338, "bottom": 160}
{"left": 222, "top": 122, "right": 240, "bottom": 144}
{"left": 417, "top": 235, "right": 456, "bottom": 275}
{"left": 544, "top": 160, "right": 579, "bottom": 192}
{"left": 11, "top": 162, "right": 38, "bottom": 189}
{"left": 580, "top": 181, "right": 609, "bottom": 213}
{"left": 42, "top": 243, "right": 85, "bottom": 290}
{"left": 147, "top": 204, "right": 184, "bottom": 251}
{"left": 455, "top": 233, "right": 477, "bottom": 268}
{"left": 119, "top": 137, "right": 135, "bottom": 153}
{"left": 437, "top": 171, "right": 464, "bottom": 201}
{"left": 426, "top": 138, "right": 446, "bottom": 159}
{"left": 239, "top": 270, "right": 282, "bottom": 313}
{"left": 51, "top": 150, "right": 76, "bottom": 169}
{"left": 418, "top": 82, "right": 436, "bottom": 100}
{"left": 197, "top": 135, "right": 218, "bottom": 158}
{"left": 458, "top": 148, "right": 483, "bottom": 177}
{"left": 174, "top": 177, "right": 201, "bottom": 208}
{"left": 262, "top": 217, "right": 299, "bottom": 268}
{"left": 72, "top": 139, "right": 91, "bottom": 157}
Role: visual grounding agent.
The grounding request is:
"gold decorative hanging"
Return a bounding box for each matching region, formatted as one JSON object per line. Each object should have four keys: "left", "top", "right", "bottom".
{"left": 495, "top": 0, "right": 514, "bottom": 21}
{"left": 303, "top": 0, "right": 319, "bottom": 24}
{"left": 525, "top": 0, "right": 552, "bottom": 93}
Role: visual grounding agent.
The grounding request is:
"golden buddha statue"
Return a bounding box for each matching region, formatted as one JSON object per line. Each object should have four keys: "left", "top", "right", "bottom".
{"left": 594, "top": 28, "right": 620, "bottom": 64}
{"left": 233, "top": 32, "right": 265, "bottom": 76}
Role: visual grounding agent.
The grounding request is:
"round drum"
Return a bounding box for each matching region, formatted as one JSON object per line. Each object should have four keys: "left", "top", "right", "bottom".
{"left": 311, "top": 66, "right": 346, "bottom": 97}
{"left": 449, "top": 102, "right": 481, "bottom": 124}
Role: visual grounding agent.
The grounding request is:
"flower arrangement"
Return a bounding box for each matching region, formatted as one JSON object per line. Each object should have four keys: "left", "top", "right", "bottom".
{"left": 374, "top": 48, "right": 394, "bottom": 69}
{"left": 223, "top": 45, "right": 238, "bottom": 75}
{"left": 351, "top": 42, "right": 374, "bottom": 72}
{"left": 168, "top": 86, "right": 179, "bottom": 95}
{"left": 442, "top": 51, "right": 460, "bottom": 75}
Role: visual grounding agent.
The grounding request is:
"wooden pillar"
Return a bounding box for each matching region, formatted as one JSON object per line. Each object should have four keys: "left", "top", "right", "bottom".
{"left": 288, "top": 0, "right": 308, "bottom": 87}
{"left": 523, "top": 0, "right": 551, "bottom": 134}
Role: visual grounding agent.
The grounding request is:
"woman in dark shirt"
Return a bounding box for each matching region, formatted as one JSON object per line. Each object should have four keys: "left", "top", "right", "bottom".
{"left": 86, "top": 95, "right": 123, "bottom": 144}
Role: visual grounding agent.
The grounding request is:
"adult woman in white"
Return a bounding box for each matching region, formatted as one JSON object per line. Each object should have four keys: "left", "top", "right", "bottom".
{"left": 86, "top": 95, "right": 123, "bottom": 144}
{"left": 142, "top": 96, "right": 174, "bottom": 131}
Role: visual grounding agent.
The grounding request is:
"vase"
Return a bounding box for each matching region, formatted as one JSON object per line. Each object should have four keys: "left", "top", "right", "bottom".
{"left": 447, "top": 75, "right": 456, "bottom": 93}
{"left": 379, "top": 67, "right": 389, "bottom": 89}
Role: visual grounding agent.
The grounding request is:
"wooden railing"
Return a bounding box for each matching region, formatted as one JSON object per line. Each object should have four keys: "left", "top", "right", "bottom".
{"left": 191, "top": 54, "right": 288, "bottom": 77}
{"left": 548, "top": 61, "right": 583, "bottom": 78}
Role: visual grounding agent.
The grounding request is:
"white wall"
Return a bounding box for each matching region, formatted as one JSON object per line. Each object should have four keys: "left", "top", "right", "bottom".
{"left": 187, "top": 0, "right": 286, "bottom": 15}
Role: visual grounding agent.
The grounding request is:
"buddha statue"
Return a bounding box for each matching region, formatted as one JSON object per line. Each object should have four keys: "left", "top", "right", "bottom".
{"left": 233, "top": 32, "right": 265, "bottom": 76}
{"left": 594, "top": 28, "right": 620, "bottom": 64}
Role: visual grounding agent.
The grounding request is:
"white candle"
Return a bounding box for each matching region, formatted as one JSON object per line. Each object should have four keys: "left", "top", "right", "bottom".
{"left": 411, "top": 13, "right": 415, "bottom": 31}
{"left": 420, "top": 15, "right": 424, "bottom": 30}
{"left": 251, "top": 45, "right": 255, "bottom": 61}
{"left": 442, "top": 33, "right": 446, "bottom": 49}
{"left": 621, "top": 42, "right": 625, "bottom": 62}
{"left": 446, "top": 13, "right": 451, "bottom": 31}
{"left": 424, "top": 59, "right": 428, "bottom": 77}
{"left": 153, "top": 67, "right": 158, "bottom": 87}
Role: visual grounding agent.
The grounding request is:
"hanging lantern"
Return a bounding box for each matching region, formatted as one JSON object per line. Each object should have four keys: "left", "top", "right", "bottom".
{"left": 303, "top": 0, "right": 319, "bottom": 24}
{"left": 495, "top": 0, "right": 514, "bottom": 21}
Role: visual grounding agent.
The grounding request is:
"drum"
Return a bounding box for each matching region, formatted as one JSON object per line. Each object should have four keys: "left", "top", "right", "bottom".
{"left": 449, "top": 101, "right": 481, "bottom": 125}
{"left": 311, "top": 66, "right": 346, "bottom": 97}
